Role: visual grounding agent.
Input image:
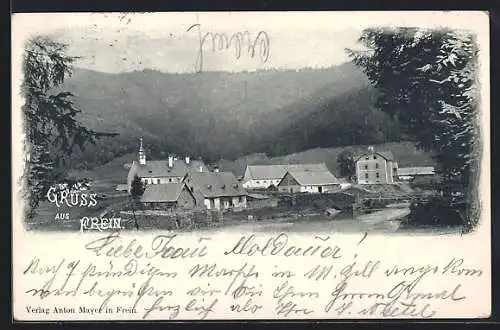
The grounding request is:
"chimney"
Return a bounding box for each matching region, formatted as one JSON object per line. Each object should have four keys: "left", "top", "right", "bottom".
{"left": 185, "top": 156, "right": 190, "bottom": 165}
{"left": 367, "top": 145, "right": 374, "bottom": 153}
{"left": 168, "top": 156, "right": 174, "bottom": 168}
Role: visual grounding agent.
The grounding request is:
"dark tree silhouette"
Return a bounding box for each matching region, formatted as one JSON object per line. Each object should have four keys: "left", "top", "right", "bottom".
{"left": 21, "top": 35, "right": 117, "bottom": 220}
{"left": 130, "top": 175, "right": 145, "bottom": 230}
{"left": 337, "top": 148, "right": 356, "bottom": 181}
{"left": 347, "top": 28, "right": 480, "bottom": 231}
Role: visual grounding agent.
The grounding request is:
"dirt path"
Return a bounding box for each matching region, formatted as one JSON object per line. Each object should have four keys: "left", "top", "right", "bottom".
{"left": 357, "top": 208, "right": 410, "bottom": 224}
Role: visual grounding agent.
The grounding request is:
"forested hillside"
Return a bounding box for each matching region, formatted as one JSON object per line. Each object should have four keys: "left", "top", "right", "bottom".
{"left": 57, "top": 62, "right": 406, "bottom": 169}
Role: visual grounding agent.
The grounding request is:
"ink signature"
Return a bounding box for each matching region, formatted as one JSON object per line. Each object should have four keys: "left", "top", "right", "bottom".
{"left": 187, "top": 23, "right": 270, "bottom": 73}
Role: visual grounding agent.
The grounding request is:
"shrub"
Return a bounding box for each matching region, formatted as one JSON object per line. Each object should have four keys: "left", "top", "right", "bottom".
{"left": 404, "top": 196, "right": 465, "bottom": 227}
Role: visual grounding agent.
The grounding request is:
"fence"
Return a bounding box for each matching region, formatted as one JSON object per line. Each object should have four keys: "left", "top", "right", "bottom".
{"left": 119, "top": 209, "right": 224, "bottom": 231}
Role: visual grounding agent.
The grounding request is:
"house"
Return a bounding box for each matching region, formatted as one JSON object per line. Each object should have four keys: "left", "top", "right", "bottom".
{"left": 354, "top": 146, "right": 399, "bottom": 184}
{"left": 277, "top": 169, "right": 340, "bottom": 193}
{"left": 140, "top": 182, "right": 198, "bottom": 210}
{"left": 397, "top": 167, "right": 435, "bottom": 181}
{"left": 127, "top": 138, "right": 209, "bottom": 192}
{"left": 186, "top": 171, "right": 248, "bottom": 210}
{"left": 242, "top": 163, "right": 330, "bottom": 189}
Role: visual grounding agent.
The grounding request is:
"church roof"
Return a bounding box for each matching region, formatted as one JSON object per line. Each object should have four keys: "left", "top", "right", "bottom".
{"left": 134, "top": 159, "right": 209, "bottom": 178}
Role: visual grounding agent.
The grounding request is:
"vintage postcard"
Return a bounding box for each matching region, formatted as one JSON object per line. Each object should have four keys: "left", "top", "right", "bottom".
{"left": 12, "top": 11, "right": 490, "bottom": 320}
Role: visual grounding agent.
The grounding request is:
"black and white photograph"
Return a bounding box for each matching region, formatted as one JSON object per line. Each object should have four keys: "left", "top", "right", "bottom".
{"left": 11, "top": 12, "right": 490, "bottom": 321}
{"left": 17, "top": 12, "right": 484, "bottom": 235}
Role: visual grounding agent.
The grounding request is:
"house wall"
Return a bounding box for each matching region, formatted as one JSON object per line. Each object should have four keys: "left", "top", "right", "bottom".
{"left": 301, "top": 185, "right": 320, "bottom": 193}
{"left": 160, "top": 177, "right": 184, "bottom": 184}
{"left": 142, "top": 202, "right": 177, "bottom": 210}
{"left": 243, "top": 178, "right": 281, "bottom": 189}
{"left": 356, "top": 155, "right": 397, "bottom": 184}
{"left": 204, "top": 196, "right": 247, "bottom": 210}
{"left": 298, "top": 184, "right": 341, "bottom": 193}
{"left": 141, "top": 176, "right": 184, "bottom": 185}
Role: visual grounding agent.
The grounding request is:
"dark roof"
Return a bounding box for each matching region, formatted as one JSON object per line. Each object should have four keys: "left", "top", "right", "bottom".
{"left": 354, "top": 150, "right": 395, "bottom": 162}
{"left": 246, "top": 163, "right": 329, "bottom": 180}
{"left": 140, "top": 182, "right": 189, "bottom": 203}
{"left": 283, "top": 170, "right": 340, "bottom": 186}
{"left": 134, "top": 159, "right": 209, "bottom": 178}
{"left": 187, "top": 172, "right": 247, "bottom": 198}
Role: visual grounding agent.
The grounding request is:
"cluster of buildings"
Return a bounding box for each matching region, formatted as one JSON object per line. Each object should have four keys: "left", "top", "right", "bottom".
{"left": 126, "top": 138, "right": 247, "bottom": 211}
{"left": 123, "top": 139, "right": 434, "bottom": 212}
{"left": 242, "top": 163, "right": 341, "bottom": 193}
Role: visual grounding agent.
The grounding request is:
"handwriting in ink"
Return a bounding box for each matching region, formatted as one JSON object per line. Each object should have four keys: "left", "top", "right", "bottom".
{"left": 224, "top": 233, "right": 342, "bottom": 259}
{"left": 187, "top": 23, "right": 270, "bottom": 73}
{"left": 84, "top": 233, "right": 209, "bottom": 260}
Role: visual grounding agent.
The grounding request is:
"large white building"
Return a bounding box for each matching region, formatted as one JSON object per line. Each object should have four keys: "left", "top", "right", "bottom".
{"left": 242, "top": 163, "right": 330, "bottom": 189}
{"left": 354, "top": 147, "right": 398, "bottom": 184}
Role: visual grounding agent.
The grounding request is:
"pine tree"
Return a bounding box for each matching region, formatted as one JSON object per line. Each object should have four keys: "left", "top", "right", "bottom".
{"left": 346, "top": 28, "right": 480, "bottom": 230}
{"left": 21, "top": 36, "right": 117, "bottom": 221}
{"left": 130, "top": 175, "right": 145, "bottom": 230}
{"left": 337, "top": 148, "right": 356, "bottom": 181}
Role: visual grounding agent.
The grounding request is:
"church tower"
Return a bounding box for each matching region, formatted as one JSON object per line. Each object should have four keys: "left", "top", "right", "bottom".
{"left": 138, "top": 137, "right": 146, "bottom": 165}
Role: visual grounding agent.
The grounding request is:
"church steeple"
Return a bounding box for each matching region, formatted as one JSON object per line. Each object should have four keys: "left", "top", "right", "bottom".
{"left": 138, "top": 137, "right": 146, "bottom": 165}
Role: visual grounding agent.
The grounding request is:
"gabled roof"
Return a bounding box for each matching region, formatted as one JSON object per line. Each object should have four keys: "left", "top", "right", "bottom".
{"left": 246, "top": 163, "right": 329, "bottom": 180}
{"left": 354, "top": 151, "right": 395, "bottom": 162}
{"left": 281, "top": 170, "right": 340, "bottom": 186}
{"left": 398, "top": 167, "right": 435, "bottom": 176}
{"left": 140, "top": 182, "right": 190, "bottom": 203}
{"left": 187, "top": 172, "right": 246, "bottom": 198}
{"left": 134, "top": 159, "right": 209, "bottom": 178}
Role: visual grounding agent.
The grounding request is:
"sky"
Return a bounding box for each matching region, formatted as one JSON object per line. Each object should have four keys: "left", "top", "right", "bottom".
{"left": 48, "top": 13, "right": 363, "bottom": 73}
{"left": 12, "top": 11, "right": 489, "bottom": 74}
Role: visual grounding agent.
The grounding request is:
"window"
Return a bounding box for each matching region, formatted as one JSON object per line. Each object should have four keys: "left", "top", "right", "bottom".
{"left": 364, "top": 165, "right": 368, "bottom": 170}
{"left": 373, "top": 155, "right": 377, "bottom": 160}
{"left": 169, "top": 178, "right": 172, "bottom": 182}
{"left": 375, "top": 163, "right": 379, "bottom": 169}
{"left": 256, "top": 181, "right": 260, "bottom": 184}
{"left": 365, "top": 173, "right": 368, "bottom": 179}
{"left": 376, "top": 172, "right": 380, "bottom": 178}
